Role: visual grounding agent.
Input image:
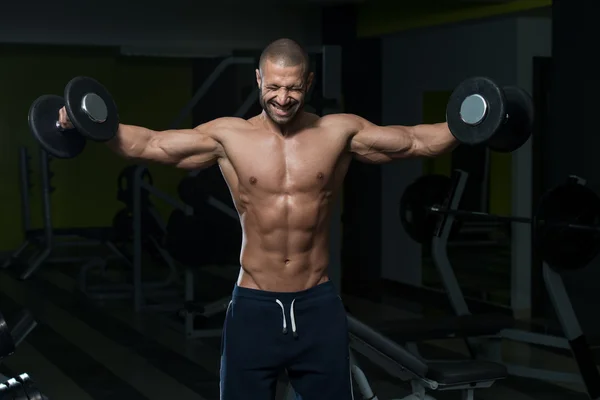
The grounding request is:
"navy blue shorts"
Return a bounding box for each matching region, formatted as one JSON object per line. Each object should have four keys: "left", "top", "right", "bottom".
{"left": 220, "top": 281, "right": 353, "bottom": 400}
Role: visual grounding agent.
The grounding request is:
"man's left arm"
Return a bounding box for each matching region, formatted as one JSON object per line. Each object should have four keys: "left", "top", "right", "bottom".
{"left": 346, "top": 115, "right": 458, "bottom": 163}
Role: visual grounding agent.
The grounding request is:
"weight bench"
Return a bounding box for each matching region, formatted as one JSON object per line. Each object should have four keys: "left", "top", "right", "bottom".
{"left": 347, "top": 314, "right": 507, "bottom": 400}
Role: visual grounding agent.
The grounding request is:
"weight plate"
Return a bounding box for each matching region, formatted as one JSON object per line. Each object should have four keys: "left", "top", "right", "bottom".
{"left": 0, "top": 311, "right": 15, "bottom": 360}
{"left": 446, "top": 77, "right": 506, "bottom": 146}
{"left": 534, "top": 181, "right": 600, "bottom": 271}
{"left": 64, "top": 76, "right": 119, "bottom": 142}
{"left": 28, "top": 95, "right": 86, "bottom": 159}
{"left": 399, "top": 174, "right": 461, "bottom": 243}
{"left": 488, "top": 86, "right": 534, "bottom": 153}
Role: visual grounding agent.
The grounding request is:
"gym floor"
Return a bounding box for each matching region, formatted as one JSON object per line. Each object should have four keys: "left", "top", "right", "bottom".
{"left": 0, "top": 262, "right": 593, "bottom": 400}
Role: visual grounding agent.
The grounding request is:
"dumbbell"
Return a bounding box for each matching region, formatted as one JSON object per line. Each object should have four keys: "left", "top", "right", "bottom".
{"left": 446, "top": 76, "right": 534, "bottom": 152}
{"left": 28, "top": 76, "right": 119, "bottom": 159}
{"left": 0, "top": 374, "right": 43, "bottom": 400}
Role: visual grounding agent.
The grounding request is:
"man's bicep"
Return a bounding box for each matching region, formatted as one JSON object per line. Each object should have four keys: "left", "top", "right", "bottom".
{"left": 349, "top": 122, "right": 415, "bottom": 163}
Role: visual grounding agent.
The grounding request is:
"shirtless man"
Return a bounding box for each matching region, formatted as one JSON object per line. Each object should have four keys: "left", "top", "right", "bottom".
{"left": 59, "top": 38, "right": 457, "bottom": 400}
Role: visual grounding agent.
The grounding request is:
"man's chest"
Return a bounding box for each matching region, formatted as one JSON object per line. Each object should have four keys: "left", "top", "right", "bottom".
{"left": 223, "top": 130, "right": 349, "bottom": 191}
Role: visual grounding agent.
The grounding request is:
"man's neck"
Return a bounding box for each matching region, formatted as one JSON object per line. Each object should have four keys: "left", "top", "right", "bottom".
{"left": 260, "top": 110, "right": 305, "bottom": 137}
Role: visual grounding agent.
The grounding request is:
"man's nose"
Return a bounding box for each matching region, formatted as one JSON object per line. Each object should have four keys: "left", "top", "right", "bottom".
{"left": 276, "top": 90, "right": 290, "bottom": 105}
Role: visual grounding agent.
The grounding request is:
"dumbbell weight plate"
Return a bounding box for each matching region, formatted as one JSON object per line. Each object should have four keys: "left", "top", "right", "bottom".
{"left": 64, "top": 76, "right": 119, "bottom": 142}
{"left": 28, "top": 95, "right": 87, "bottom": 159}
{"left": 488, "top": 86, "right": 534, "bottom": 153}
{"left": 446, "top": 77, "right": 506, "bottom": 146}
{"left": 534, "top": 180, "right": 600, "bottom": 272}
{"left": 399, "top": 174, "right": 462, "bottom": 243}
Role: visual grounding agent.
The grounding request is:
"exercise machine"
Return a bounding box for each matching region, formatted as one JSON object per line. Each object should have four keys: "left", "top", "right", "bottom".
{"left": 2, "top": 147, "right": 126, "bottom": 280}
{"left": 77, "top": 165, "right": 182, "bottom": 311}
{"left": 400, "top": 169, "right": 600, "bottom": 398}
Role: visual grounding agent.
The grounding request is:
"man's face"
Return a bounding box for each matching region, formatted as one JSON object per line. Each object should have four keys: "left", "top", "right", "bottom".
{"left": 256, "top": 60, "right": 313, "bottom": 125}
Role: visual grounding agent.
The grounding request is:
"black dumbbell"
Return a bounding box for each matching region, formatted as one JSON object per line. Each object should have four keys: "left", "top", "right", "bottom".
{"left": 446, "top": 76, "right": 534, "bottom": 153}
{"left": 16, "top": 374, "right": 43, "bottom": 400}
{"left": 28, "top": 76, "right": 119, "bottom": 159}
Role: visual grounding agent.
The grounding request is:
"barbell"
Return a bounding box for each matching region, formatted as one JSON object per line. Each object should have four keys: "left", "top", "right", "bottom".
{"left": 399, "top": 175, "right": 600, "bottom": 271}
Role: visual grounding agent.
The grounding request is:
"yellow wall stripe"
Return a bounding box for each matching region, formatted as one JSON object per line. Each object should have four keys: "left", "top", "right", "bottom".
{"left": 357, "top": 0, "right": 551, "bottom": 37}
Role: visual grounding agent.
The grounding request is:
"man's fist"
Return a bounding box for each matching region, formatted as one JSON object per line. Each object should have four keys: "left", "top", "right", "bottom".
{"left": 58, "top": 106, "right": 74, "bottom": 130}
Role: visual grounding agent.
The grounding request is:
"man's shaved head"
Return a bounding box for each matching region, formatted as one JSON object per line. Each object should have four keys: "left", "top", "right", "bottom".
{"left": 259, "top": 38, "right": 310, "bottom": 78}
{"left": 256, "top": 38, "right": 314, "bottom": 127}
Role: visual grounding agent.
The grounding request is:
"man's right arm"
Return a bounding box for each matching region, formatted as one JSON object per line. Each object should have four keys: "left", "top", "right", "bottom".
{"left": 58, "top": 106, "right": 241, "bottom": 170}
{"left": 107, "top": 119, "right": 227, "bottom": 170}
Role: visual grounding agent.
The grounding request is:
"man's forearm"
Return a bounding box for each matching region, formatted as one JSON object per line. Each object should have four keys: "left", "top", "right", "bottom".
{"left": 412, "top": 122, "right": 458, "bottom": 157}
{"left": 106, "top": 124, "right": 154, "bottom": 159}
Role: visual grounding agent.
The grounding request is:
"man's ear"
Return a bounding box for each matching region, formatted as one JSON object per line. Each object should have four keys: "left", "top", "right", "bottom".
{"left": 255, "top": 69, "right": 261, "bottom": 89}
{"left": 307, "top": 72, "right": 314, "bottom": 91}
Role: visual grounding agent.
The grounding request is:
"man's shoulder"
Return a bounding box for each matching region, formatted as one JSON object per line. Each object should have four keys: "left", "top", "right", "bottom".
{"left": 319, "top": 113, "right": 365, "bottom": 136}
{"left": 194, "top": 117, "right": 253, "bottom": 134}
{"left": 211, "top": 116, "right": 253, "bottom": 129}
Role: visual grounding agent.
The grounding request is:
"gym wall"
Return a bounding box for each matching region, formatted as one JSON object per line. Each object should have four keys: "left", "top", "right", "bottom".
{"left": 0, "top": 3, "right": 324, "bottom": 253}
{"left": 379, "top": 16, "right": 551, "bottom": 297}
{"left": 0, "top": 1, "right": 322, "bottom": 51}
{"left": 0, "top": 45, "right": 193, "bottom": 252}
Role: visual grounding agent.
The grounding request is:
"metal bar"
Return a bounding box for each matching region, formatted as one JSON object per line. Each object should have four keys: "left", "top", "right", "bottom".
{"left": 133, "top": 166, "right": 144, "bottom": 312}
{"left": 430, "top": 206, "right": 532, "bottom": 224}
{"left": 432, "top": 170, "right": 471, "bottom": 316}
{"left": 543, "top": 263, "right": 600, "bottom": 398}
{"left": 141, "top": 181, "right": 193, "bottom": 216}
{"left": 40, "top": 150, "right": 53, "bottom": 249}
{"left": 18, "top": 147, "right": 32, "bottom": 232}
{"left": 20, "top": 149, "right": 53, "bottom": 280}
{"left": 207, "top": 196, "right": 238, "bottom": 220}
{"left": 500, "top": 328, "right": 570, "bottom": 349}
{"left": 170, "top": 56, "right": 256, "bottom": 129}
{"left": 234, "top": 89, "right": 258, "bottom": 118}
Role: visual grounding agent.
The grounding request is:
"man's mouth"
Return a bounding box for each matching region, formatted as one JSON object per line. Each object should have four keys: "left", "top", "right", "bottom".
{"left": 270, "top": 103, "right": 294, "bottom": 116}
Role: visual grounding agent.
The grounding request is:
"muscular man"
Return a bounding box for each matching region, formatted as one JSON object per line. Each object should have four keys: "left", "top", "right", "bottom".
{"left": 60, "top": 38, "right": 457, "bottom": 399}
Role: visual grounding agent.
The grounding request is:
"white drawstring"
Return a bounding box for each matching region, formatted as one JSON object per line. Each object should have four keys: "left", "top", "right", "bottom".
{"left": 275, "top": 298, "right": 298, "bottom": 337}
{"left": 290, "top": 299, "right": 297, "bottom": 338}
{"left": 275, "top": 299, "right": 287, "bottom": 334}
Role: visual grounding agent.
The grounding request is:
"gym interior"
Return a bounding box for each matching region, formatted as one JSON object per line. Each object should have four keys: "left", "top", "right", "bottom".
{"left": 0, "top": 0, "right": 596, "bottom": 399}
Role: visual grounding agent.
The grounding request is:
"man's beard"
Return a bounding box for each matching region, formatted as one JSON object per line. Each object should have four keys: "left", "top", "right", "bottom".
{"left": 259, "top": 95, "right": 302, "bottom": 125}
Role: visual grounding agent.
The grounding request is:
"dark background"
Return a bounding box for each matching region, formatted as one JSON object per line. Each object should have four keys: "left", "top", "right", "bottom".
{"left": 0, "top": 2, "right": 597, "bottom": 398}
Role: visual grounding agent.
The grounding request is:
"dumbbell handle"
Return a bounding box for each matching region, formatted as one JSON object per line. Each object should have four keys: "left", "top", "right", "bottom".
{"left": 55, "top": 121, "right": 73, "bottom": 132}
{"left": 55, "top": 92, "right": 108, "bottom": 132}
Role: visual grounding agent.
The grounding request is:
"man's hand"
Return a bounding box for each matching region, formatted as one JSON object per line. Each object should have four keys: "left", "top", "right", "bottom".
{"left": 58, "top": 107, "right": 74, "bottom": 130}
{"left": 338, "top": 114, "right": 457, "bottom": 163}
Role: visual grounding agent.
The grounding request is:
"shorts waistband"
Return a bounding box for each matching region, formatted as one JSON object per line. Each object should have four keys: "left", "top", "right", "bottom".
{"left": 232, "top": 280, "right": 336, "bottom": 303}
